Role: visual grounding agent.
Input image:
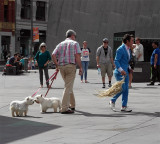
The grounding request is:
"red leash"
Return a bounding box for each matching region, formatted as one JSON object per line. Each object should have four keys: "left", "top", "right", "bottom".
{"left": 31, "top": 88, "right": 41, "bottom": 97}
{"left": 44, "top": 70, "right": 59, "bottom": 97}
{"left": 31, "top": 70, "right": 59, "bottom": 97}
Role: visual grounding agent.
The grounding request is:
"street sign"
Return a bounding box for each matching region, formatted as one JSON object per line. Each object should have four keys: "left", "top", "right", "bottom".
{"left": 33, "top": 27, "right": 39, "bottom": 42}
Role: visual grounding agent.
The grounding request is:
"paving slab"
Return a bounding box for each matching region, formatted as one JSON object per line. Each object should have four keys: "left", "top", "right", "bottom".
{"left": 0, "top": 69, "right": 160, "bottom": 144}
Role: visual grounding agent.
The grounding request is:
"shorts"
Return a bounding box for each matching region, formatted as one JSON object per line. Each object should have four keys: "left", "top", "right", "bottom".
{"left": 100, "top": 63, "right": 113, "bottom": 77}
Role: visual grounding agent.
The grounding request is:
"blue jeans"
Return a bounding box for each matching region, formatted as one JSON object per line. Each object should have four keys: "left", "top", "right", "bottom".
{"left": 111, "top": 73, "right": 129, "bottom": 107}
{"left": 81, "top": 61, "right": 89, "bottom": 81}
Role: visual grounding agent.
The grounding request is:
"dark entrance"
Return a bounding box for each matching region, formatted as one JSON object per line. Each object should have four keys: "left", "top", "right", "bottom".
{"left": 141, "top": 39, "right": 160, "bottom": 62}
{"left": 113, "top": 31, "right": 135, "bottom": 57}
{"left": 1, "top": 36, "right": 11, "bottom": 61}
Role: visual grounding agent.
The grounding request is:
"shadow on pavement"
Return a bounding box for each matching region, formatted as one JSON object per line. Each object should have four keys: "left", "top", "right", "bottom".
{"left": 75, "top": 110, "right": 124, "bottom": 117}
{"left": 75, "top": 110, "right": 160, "bottom": 118}
{"left": 24, "top": 115, "right": 43, "bottom": 118}
{"left": 131, "top": 87, "right": 158, "bottom": 90}
{"left": 42, "top": 87, "right": 64, "bottom": 89}
{"left": 89, "top": 83, "right": 103, "bottom": 85}
{"left": 120, "top": 112, "right": 160, "bottom": 117}
{"left": 0, "top": 115, "right": 61, "bottom": 144}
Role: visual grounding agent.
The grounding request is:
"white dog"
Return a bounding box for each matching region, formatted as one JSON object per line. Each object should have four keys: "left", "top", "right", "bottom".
{"left": 35, "top": 94, "right": 61, "bottom": 113}
{"left": 10, "top": 96, "right": 34, "bottom": 117}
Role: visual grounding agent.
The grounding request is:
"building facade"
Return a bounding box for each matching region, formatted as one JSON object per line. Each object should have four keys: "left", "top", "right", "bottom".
{"left": 15, "top": 0, "right": 49, "bottom": 57}
{"left": 46, "top": 0, "right": 160, "bottom": 68}
{"left": 0, "top": 0, "right": 15, "bottom": 61}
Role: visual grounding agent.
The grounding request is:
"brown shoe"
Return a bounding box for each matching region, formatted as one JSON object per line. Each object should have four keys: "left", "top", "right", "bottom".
{"left": 61, "top": 109, "right": 74, "bottom": 114}
{"left": 69, "top": 107, "right": 75, "bottom": 111}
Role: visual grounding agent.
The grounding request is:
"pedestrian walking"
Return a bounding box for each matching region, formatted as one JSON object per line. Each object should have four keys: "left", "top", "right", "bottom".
{"left": 81, "top": 41, "right": 91, "bottom": 83}
{"left": 147, "top": 41, "right": 160, "bottom": 86}
{"left": 34, "top": 42, "right": 51, "bottom": 88}
{"left": 96, "top": 38, "right": 115, "bottom": 88}
{"left": 52, "top": 29, "right": 83, "bottom": 114}
{"left": 109, "top": 34, "right": 134, "bottom": 112}
{"left": 129, "top": 44, "right": 136, "bottom": 88}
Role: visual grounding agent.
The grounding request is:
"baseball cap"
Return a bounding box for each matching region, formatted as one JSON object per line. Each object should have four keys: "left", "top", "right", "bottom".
{"left": 103, "top": 38, "right": 109, "bottom": 42}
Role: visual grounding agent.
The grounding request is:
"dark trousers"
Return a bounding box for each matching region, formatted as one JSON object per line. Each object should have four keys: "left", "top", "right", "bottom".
{"left": 151, "top": 65, "right": 160, "bottom": 83}
{"left": 39, "top": 66, "right": 49, "bottom": 86}
{"left": 14, "top": 62, "right": 22, "bottom": 74}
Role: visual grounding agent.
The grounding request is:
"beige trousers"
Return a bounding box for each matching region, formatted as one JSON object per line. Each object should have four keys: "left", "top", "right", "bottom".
{"left": 58, "top": 64, "right": 76, "bottom": 112}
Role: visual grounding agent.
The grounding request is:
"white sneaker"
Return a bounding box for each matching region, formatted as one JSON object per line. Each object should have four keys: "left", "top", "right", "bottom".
{"left": 121, "top": 107, "right": 132, "bottom": 112}
{"left": 109, "top": 101, "right": 115, "bottom": 111}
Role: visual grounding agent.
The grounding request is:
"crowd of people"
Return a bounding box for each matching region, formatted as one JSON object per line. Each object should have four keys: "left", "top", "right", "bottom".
{"left": 52, "top": 30, "right": 160, "bottom": 114}
{"left": 4, "top": 29, "right": 160, "bottom": 114}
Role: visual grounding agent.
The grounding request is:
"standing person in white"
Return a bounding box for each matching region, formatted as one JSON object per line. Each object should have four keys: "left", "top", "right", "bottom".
{"left": 133, "top": 37, "right": 144, "bottom": 62}
{"left": 81, "top": 41, "right": 91, "bottom": 83}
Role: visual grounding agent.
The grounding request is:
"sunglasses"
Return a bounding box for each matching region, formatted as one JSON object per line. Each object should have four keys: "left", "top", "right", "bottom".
{"left": 41, "top": 46, "right": 46, "bottom": 47}
{"left": 103, "top": 41, "right": 108, "bottom": 43}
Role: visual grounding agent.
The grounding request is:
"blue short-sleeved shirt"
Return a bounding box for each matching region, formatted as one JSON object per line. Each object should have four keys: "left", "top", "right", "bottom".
{"left": 150, "top": 48, "right": 160, "bottom": 65}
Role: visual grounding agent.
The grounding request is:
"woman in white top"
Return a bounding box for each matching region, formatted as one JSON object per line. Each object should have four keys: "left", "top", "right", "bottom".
{"left": 81, "top": 41, "right": 91, "bottom": 83}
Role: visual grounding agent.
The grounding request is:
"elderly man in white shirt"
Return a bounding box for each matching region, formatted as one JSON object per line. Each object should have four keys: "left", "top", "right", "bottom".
{"left": 133, "top": 37, "right": 144, "bottom": 62}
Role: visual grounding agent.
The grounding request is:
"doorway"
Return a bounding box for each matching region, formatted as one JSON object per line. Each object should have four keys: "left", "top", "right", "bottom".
{"left": 1, "top": 36, "right": 11, "bottom": 61}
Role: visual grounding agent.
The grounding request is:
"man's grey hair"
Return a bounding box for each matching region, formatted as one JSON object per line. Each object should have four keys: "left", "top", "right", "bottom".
{"left": 66, "top": 29, "right": 76, "bottom": 38}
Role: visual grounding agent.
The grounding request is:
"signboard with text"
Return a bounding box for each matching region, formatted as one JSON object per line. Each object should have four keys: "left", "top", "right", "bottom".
{"left": 33, "top": 27, "right": 39, "bottom": 42}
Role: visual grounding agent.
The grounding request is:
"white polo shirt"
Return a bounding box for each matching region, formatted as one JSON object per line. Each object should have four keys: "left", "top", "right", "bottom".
{"left": 133, "top": 44, "right": 144, "bottom": 61}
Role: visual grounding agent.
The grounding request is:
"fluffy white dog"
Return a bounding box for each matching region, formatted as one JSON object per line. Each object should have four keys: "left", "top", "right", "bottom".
{"left": 10, "top": 96, "right": 34, "bottom": 117}
{"left": 35, "top": 94, "right": 61, "bottom": 113}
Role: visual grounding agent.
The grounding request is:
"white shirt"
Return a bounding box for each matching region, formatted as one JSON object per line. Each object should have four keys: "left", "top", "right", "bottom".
{"left": 81, "top": 48, "right": 90, "bottom": 61}
{"left": 133, "top": 43, "right": 144, "bottom": 61}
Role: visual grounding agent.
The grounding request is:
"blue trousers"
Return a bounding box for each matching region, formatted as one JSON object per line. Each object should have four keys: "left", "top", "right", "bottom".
{"left": 81, "top": 61, "right": 89, "bottom": 80}
{"left": 111, "top": 73, "right": 129, "bottom": 107}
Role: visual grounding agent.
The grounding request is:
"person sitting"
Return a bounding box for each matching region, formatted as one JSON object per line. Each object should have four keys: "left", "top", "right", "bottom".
{"left": 8, "top": 53, "right": 22, "bottom": 74}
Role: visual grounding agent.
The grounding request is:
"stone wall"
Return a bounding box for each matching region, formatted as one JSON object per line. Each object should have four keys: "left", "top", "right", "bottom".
{"left": 47, "top": 0, "right": 160, "bottom": 68}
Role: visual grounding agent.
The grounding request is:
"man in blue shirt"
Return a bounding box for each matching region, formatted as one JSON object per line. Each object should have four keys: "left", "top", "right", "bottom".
{"left": 147, "top": 41, "right": 160, "bottom": 86}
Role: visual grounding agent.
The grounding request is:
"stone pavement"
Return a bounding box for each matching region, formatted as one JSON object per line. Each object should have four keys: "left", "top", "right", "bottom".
{"left": 0, "top": 69, "right": 160, "bottom": 144}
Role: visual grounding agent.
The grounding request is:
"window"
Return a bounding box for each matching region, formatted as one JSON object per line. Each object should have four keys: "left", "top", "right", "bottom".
{"left": 4, "top": 5, "right": 8, "bottom": 22}
{"left": 36, "top": 1, "right": 45, "bottom": 21}
{"left": 21, "top": 0, "right": 31, "bottom": 19}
